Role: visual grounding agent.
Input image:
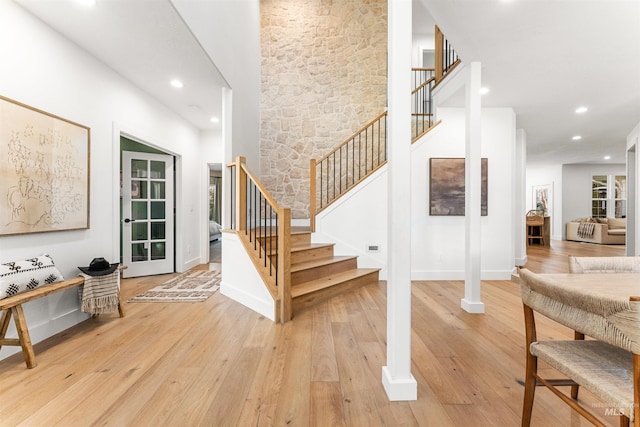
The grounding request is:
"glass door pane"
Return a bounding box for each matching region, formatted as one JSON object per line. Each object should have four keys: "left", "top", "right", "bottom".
{"left": 123, "top": 151, "right": 174, "bottom": 277}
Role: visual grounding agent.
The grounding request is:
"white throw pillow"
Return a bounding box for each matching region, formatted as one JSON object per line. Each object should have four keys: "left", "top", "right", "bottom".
{"left": 0, "top": 254, "right": 64, "bottom": 300}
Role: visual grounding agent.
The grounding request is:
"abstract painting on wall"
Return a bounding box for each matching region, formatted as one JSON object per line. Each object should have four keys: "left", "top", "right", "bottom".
{"left": 0, "top": 95, "right": 90, "bottom": 235}
{"left": 429, "top": 157, "right": 488, "bottom": 216}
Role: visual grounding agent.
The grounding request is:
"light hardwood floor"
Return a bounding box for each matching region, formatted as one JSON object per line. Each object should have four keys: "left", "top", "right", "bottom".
{"left": 0, "top": 240, "right": 626, "bottom": 426}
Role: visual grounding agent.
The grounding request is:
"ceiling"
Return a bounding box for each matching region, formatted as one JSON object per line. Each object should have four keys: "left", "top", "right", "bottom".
{"left": 15, "top": 0, "right": 228, "bottom": 131}
{"left": 418, "top": 0, "right": 640, "bottom": 166}
{"left": 15, "top": 0, "right": 640, "bottom": 165}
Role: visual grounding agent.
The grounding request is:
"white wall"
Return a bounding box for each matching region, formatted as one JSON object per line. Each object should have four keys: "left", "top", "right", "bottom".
{"left": 172, "top": 0, "right": 261, "bottom": 173}
{"left": 561, "top": 163, "right": 626, "bottom": 239}
{"left": 220, "top": 233, "right": 275, "bottom": 321}
{"left": 0, "top": 2, "right": 213, "bottom": 360}
{"left": 200, "top": 130, "right": 224, "bottom": 261}
{"left": 525, "top": 165, "right": 562, "bottom": 240}
{"left": 314, "top": 107, "right": 516, "bottom": 280}
{"left": 412, "top": 33, "right": 435, "bottom": 68}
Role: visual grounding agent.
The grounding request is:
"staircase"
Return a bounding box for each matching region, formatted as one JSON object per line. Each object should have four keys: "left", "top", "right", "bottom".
{"left": 228, "top": 157, "right": 379, "bottom": 322}
{"left": 227, "top": 26, "right": 458, "bottom": 323}
{"left": 288, "top": 227, "right": 379, "bottom": 316}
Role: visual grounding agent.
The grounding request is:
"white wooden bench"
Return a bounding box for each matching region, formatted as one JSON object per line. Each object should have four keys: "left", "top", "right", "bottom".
{"left": 0, "top": 276, "right": 124, "bottom": 369}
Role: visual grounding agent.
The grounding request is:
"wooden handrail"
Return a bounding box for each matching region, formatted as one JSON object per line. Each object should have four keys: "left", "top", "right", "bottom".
{"left": 239, "top": 161, "right": 281, "bottom": 209}
{"left": 411, "top": 77, "right": 436, "bottom": 96}
{"left": 315, "top": 111, "right": 388, "bottom": 165}
{"left": 228, "top": 156, "right": 292, "bottom": 323}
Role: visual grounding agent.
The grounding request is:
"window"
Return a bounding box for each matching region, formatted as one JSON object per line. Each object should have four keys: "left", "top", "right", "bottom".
{"left": 591, "top": 174, "right": 626, "bottom": 219}
{"left": 615, "top": 175, "right": 627, "bottom": 218}
{"left": 591, "top": 175, "right": 607, "bottom": 218}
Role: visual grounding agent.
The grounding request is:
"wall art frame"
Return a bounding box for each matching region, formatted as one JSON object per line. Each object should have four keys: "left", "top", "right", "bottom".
{"left": 532, "top": 183, "right": 552, "bottom": 218}
{"left": 0, "top": 95, "right": 90, "bottom": 236}
{"left": 429, "top": 157, "right": 488, "bottom": 216}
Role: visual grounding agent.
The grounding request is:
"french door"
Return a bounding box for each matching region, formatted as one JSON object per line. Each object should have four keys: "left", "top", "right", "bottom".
{"left": 122, "top": 151, "right": 174, "bottom": 278}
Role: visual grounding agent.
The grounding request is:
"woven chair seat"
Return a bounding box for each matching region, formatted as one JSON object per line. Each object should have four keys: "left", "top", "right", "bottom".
{"left": 531, "top": 339, "right": 634, "bottom": 420}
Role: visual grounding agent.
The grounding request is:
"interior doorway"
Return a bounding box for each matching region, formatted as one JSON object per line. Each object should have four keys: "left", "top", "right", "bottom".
{"left": 422, "top": 49, "right": 435, "bottom": 68}
{"left": 209, "top": 163, "right": 222, "bottom": 266}
{"left": 120, "top": 136, "right": 176, "bottom": 278}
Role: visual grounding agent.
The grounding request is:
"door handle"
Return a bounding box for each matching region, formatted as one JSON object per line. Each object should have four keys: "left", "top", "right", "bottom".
{"left": 124, "top": 218, "right": 135, "bottom": 223}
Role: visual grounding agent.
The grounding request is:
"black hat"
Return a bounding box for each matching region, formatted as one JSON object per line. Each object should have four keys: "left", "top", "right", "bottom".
{"left": 78, "top": 257, "right": 119, "bottom": 276}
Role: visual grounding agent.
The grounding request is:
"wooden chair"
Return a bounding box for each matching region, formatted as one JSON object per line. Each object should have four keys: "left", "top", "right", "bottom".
{"left": 518, "top": 268, "right": 640, "bottom": 427}
{"left": 566, "top": 255, "right": 640, "bottom": 401}
{"left": 526, "top": 210, "right": 545, "bottom": 246}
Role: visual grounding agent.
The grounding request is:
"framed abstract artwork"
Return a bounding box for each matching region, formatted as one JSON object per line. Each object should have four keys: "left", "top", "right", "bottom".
{"left": 0, "top": 95, "right": 90, "bottom": 235}
{"left": 532, "top": 183, "right": 552, "bottom": 217}
{"left": 429, "top": 157, "right": 488, "bottom": 216}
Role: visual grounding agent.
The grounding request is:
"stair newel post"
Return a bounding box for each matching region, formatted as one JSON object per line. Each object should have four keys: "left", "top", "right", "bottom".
{"left": 434, "top": 25, "right": 444, "bottom": 84}
{"left": 277, "top": 207, "right": 292, "bottom": 322}
{"left": 236, "top": 156, "right": 247, "bottom": 233}
{"left": 309, "top": 159, "right": 317, "bottom": 232}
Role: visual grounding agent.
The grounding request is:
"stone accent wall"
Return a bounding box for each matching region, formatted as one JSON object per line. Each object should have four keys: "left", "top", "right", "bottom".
{"left": 260, "top": 0, "right": 387, "bottom": 219}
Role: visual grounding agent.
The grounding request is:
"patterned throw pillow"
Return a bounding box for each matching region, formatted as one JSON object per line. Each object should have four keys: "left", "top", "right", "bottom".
{"left": 0, "top": 254, "right": 64, "bottom": 300}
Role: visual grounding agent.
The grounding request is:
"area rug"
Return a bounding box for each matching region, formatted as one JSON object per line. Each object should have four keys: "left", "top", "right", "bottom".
{"left": 129, "top": 270, "right": 221, "bottom": 303}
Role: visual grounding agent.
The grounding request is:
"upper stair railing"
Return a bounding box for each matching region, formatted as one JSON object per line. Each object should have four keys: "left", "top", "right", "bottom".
{"left": 309, "top": 111, "right": 388, "bottom": 230}
{"left": 228, "top": 156, "right": 291, "bottom": 322}
{"left": 434, "top": 25, "right": 461, "bottom": 85}
{"left": 308, "top": 25, "right": 458, "bottom": 230}
{"left": 411, "top": 67, "right": 436, "bottom": 142}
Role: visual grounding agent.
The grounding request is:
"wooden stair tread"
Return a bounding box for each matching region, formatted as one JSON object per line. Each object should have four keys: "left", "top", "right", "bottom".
{"left": 291, "top": 255, "right": 357, "bottom": 273}
{"left": 291, "top": 268, "right": 379, "bottom": 298}
{"left": 291, "top": 242, "right": 334, "bottom": 252}
{"left": 291, "top": 226, "right": 311, "bottom": 234}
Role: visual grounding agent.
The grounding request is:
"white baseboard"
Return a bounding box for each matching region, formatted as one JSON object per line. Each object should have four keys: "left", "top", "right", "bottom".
{"left": 461, "top": 299, "right": 486, "bottom": 313}
{"left": 220, "top": 282, "right": 275, "bottom": 321}
{"left": 410, "top": 270, "right": 513, "bottom": 281}
{"left": 182, "top": 256, "right": 202, "bottom": 272}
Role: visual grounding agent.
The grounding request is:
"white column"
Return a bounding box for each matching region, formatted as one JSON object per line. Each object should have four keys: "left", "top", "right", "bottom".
{"left": 461, "top": 62, "right": 485, "bottom": 314}
{"left": 221, "top": 87, "right": 233, "bottom": 230}
{"left": 382, "top": 0, "right": 417, "bottom": 401}
{"left": 514, "top": 129, "right": 527, "bottom": 266}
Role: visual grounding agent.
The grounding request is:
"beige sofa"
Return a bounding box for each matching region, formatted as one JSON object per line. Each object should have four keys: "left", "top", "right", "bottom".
{"left": 565, "top": 217, "right": 626, "bottom": 245}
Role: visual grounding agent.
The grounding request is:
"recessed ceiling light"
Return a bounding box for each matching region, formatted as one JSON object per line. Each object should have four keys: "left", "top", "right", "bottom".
{"left": 572, "top": 135, "right": 582, "bottom": 141}
{"left": 210, "top": 117, "right": 220, "bottom": 123}
{"left": 479, "top": 87, "right": 489, "bottom": 95}
{"left": 170, "top": 79, "right": 183, "bottom": 89}
{"left": 575, "top": 106, "right": 588, "bottom": 114}
{"left": 604, "top": 155, "right": 611, "bottom": 160}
